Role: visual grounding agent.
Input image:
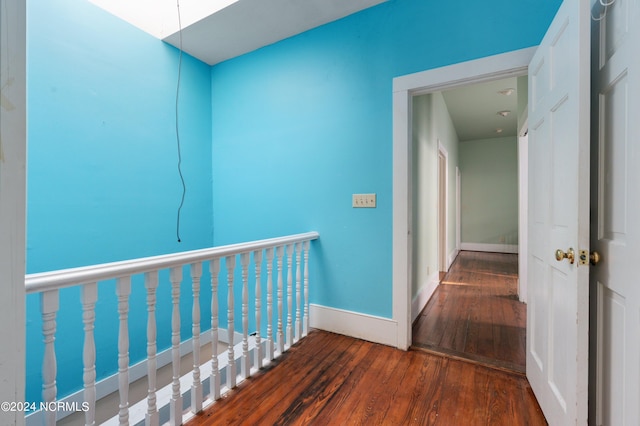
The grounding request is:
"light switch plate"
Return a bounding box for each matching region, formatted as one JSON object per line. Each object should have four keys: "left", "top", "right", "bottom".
{"left": 352, "top": 193, "right": 376, "bottom": 208}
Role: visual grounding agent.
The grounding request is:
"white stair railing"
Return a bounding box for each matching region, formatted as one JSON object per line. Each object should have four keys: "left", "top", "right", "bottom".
{"left": 190, "top": 262, "right": 203, "bottom": 415}
{"left": 25, "top": 232, "right": 318, "bottom": 426}
{"left": 144, "top": 271, "right": 159, "bottom": 426}
{"left": 116, "top": 277, "right": 131, "bottom": 425}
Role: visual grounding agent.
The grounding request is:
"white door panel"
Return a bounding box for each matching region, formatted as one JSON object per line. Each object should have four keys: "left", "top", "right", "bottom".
{"left": 527, "top": 0, "right": 590, "bottom": 424}
{"left": 591, "top": 0, "right": 640, "bottom": 424}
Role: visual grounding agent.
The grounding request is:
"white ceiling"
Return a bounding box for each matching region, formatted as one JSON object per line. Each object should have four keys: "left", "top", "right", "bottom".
{"left": 442, "top": 77, "right": 520, "bottom": 142}
{"left": 91, "top": 1, "right": 522, "bottom": 139}
{"left": 163, "top": 0, "right": 387, "bottom": 65}
{"left": 91, "top": 0, "right": 387, "bottom": 65}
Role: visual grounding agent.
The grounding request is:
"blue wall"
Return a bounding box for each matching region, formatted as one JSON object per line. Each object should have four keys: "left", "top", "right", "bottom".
{"left": 210, "top": 0, "right": 562, "bottom": 317}
{"left": 25, "top": 0, "right": 564, "bottom": 406}
{"left": 26, "top": 0, "right": 213, "bottom": 403}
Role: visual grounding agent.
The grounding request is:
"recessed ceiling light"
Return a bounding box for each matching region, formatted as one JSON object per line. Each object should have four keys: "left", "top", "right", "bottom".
{"left": 498, "top": 88, "right": 515, "bottom": 96}
{"left": 497, "top": 110, "right": 511, "bottom": 117}
{"left": 496, "top": 128, "right": 504, "bottom": 134}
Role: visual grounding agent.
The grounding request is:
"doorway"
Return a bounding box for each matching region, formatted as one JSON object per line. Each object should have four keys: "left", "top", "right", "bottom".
{"left": 391, "top": 47, "right": 534, "bottom": 350}
{"left": 410, "top": 75, "right": 526, "bottom": 371}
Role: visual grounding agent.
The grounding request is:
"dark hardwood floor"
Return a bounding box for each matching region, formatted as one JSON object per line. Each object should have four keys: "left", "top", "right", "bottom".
{"left": 187, "top": 251, "right": 544, "bottom": 425}
{"left": 412, "top": 251, "right": 526, "bottom": 374}
{"left": 187, "top": 330, "right": 545, "bottom": 425}
{"left": 412, "top": 251, "right": 527, "bottom": 373}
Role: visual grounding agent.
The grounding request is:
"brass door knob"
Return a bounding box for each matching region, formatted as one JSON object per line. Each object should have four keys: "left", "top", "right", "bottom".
{"left": 590, "top": 251, "right": 601, "bottom": 265}
{"left": 555, "top": 248, "right": 575, "bottom": 264}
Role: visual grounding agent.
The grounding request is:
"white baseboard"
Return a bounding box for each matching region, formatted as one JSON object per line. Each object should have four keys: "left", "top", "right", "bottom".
{"left": 411, "top": 272, "right": 439, "bottom": 323}
{"left": 447, "top": 248, "right": 459, "bottom": 270}
{"left": 309, "top": 304, "right": 397, "bottom": 347}
{"left": 460, "top": 242, "right": 518, "bottom": 254}
{"left": 26, "top": 328, "right": 242, "bottom": 425}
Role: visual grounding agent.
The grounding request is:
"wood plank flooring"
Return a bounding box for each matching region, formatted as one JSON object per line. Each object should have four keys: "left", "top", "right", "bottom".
{"left": 188, "top": 251, "right": 545, "bottom": 425}
{"left": 412, "top": 251, "right": 526, "bottom": 373}
{"left": 187, "top": 330, "right": 545, "bottom": 425}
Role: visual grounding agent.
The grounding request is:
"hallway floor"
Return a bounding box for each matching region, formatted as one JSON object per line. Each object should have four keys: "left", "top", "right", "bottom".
{"left": 412, "top": 251, "right": 526, "bottom": 374}
{"left": 187, "top": 330, "right": 545, "bottom": 425}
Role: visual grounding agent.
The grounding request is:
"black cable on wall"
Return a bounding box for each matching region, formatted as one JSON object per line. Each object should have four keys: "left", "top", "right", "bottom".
{"left": 175, "top": 0, "right": 186, "bottom": 243}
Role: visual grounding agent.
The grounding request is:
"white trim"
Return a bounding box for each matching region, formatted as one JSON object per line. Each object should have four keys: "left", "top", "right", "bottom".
{"left": 518, "top": 134, "right": 529, "bottom": 303}
{"left": 392, "top": 88, "right": 412, "bottom": 350}
{"left": 0, "top": 2, "right": 27, "bottom": 425}
{"left": 460, "top": 242, "right": 518, "bottom": 254}
{"left": 456, "top": 167, "right": 461, "bottom": 252}
{"left": 26, "top": 232, "right": 319, "bottom": 294}
{"left": 309, "top": 304, "right": 397, "bottom": 347}
{"left": 393, "top": 47, "right": 536, "bottom": 94}
{"left": 448, "top": 248, "right": 459, "bottom": 270}
{"left": 392, "top": 47, "right": 534, "bottom": 350}
{"left": 437, "top": 143, "right": 448, "bottom": 273}
{"left": 411, "top": 272, "right": 439, "bottom": 323}
{"left": 25, "top": 328, "right": 242, "bottom": 425}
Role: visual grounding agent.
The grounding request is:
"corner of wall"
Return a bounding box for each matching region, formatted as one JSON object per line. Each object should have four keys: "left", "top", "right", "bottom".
{"left": 411, "top": 272, "right": 439, "bottom": 323}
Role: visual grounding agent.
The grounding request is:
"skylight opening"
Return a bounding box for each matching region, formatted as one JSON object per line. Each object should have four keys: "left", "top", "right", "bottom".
{"left": 89, "top": 0, "right": 240, "bottom": 40}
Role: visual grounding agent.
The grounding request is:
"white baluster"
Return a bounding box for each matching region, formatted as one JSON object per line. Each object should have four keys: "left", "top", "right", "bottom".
{"left": 276, "top": 246, "right": 284, "bottom": 354}
{"left": 295, "top": 242, "right": 302, "bottom": 342}
{"left": 240, "top": 252, "right": 250, "bottom": 379}
{"left": 144, "top": 271, "right": 159, "bottom": 426}
{"left": 116, "top": 277, "right": 131, "bottom": 426}
{"left": 286, "top": 244, "right": 294, "bottom": 348}
{"left": 190, "top": 262, "right": 203, "bottom": 414}
{"left": 226, "top": 255, "right": 237, "bottom": 389}
{"left": 253, "top": 250, "right": 263, "bottom": 369}
{"left": 41, "top": 289, "right": 59, "bottom": 426}
{"left": 265, "top": 248, "right": 275, "bottom": 360}
{"left": 303, "top": 241, "right": 310, "bottom": 337}
{"left": 81, "top": 283, "right": 98, "bottom": 426}
{"left": 209, "top": 258, "right": 221, "bottom": 400}
{"left": 169, "top": 267, "right": 183, "bottom": 426}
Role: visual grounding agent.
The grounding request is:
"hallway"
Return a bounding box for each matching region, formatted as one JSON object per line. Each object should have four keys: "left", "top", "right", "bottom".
{"left": 412, "top": 251, "right": 526, "bottom": 374}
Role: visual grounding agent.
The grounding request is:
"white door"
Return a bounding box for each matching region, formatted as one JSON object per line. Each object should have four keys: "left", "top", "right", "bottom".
{"left": 0, "top": 2, "right": 27, "bottom": 426}
{"left": 591, "top": 0, "right": 640, "bottom": 424}
{"left": 526, "top": 0, "right": 590, "bottom": 424}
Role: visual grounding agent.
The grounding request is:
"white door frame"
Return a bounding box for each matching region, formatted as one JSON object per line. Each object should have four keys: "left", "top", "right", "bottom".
{"left": 0, "top": 1, "right": 27, "bottom": 424}
{"left": 518, "top": 129, "right": 529, "bottom": 303}
{"left": 456, "top": 166, "right": 461, "bottom": 254}
{"left": 437, "top": 143, "right": 448, "bottom": 273}
{"left": 392, "top": 47, "right": 535, "bottom": 350}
